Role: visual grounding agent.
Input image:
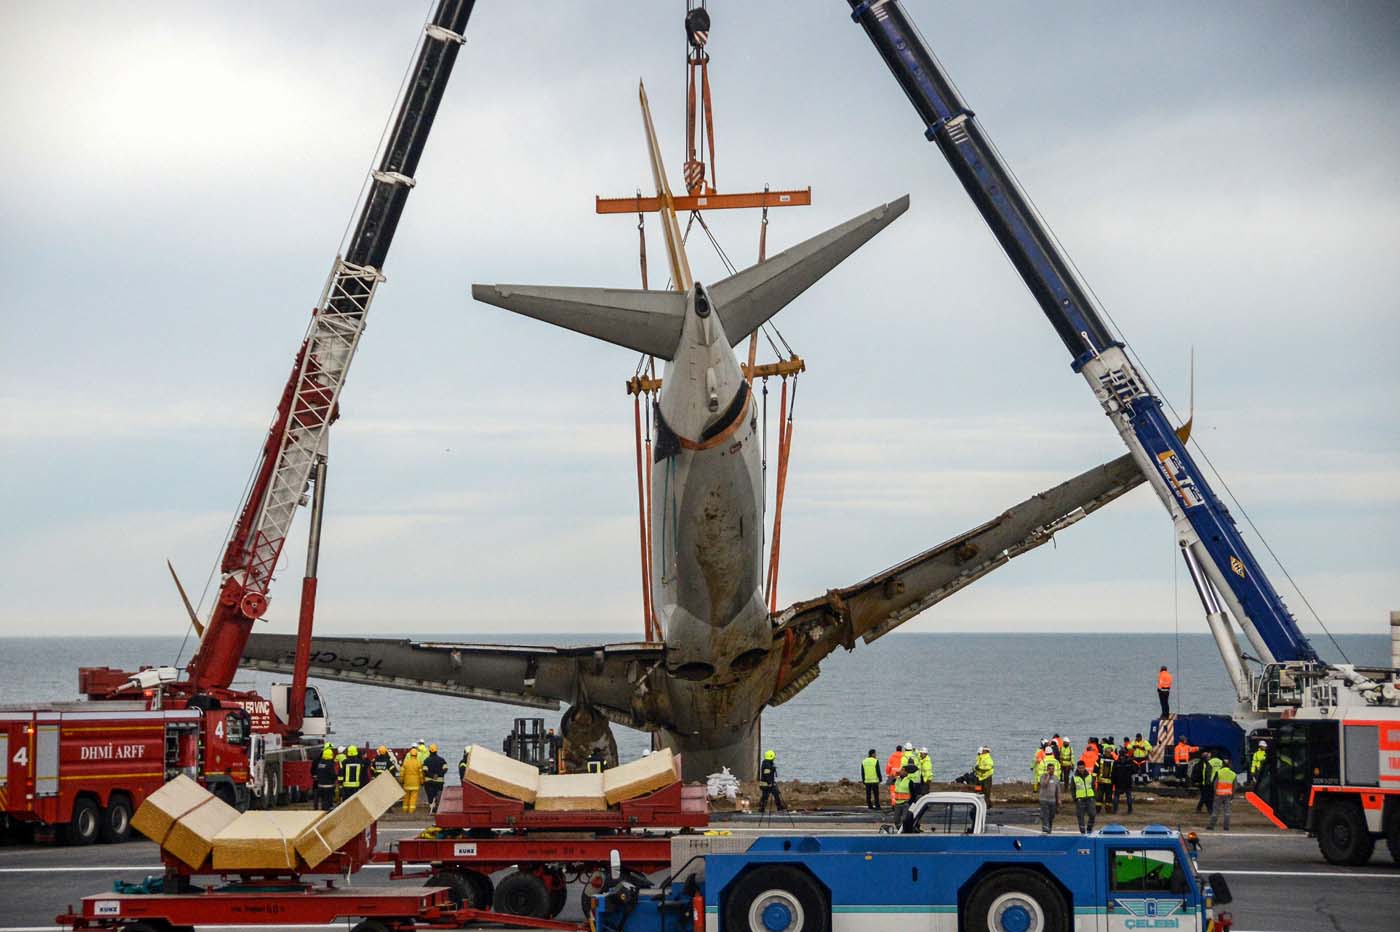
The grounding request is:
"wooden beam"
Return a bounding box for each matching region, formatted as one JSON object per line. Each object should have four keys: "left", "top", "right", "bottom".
{"left": 626, "top": 356, "right": 806, "bottom": 395}
{"left": 597, "top": 188, "right": 812, "bottom": 215}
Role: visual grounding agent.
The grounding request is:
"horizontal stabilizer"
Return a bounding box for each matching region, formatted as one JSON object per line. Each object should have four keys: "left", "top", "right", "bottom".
{"left": 711, "top": 195, "right": 909, "bottom": 346}
{"left": 472, "top": 285, "right": 687, "bottom": 359}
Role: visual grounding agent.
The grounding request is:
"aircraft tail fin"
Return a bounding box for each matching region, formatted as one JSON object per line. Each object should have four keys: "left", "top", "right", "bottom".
{"left": 471, "top": 284, "right": 688, "bottom": 359}
{"left": 710, "top": 195, "right": 909, "bottom": 346}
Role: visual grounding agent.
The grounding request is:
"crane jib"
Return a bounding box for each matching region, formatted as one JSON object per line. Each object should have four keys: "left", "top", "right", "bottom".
{"left": 850, "top": 0, "right": 1117, "bottom": 364}
{"left": 187, "top": 0, "right": 478, "bottom": 693}
{"left": 1127, "top": 396, "right": 1318, "bottom": 664}
{"left": 850, "top": 0, "right": 1320, "bottom": 665}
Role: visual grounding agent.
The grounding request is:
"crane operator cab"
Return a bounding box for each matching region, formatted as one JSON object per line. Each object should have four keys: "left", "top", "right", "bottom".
{"left": 269, "top": 683, "right": 329, "bottom": 738}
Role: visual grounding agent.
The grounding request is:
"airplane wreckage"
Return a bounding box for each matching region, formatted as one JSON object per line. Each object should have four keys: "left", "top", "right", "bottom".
{"left": 238, "top": 6, "right": 1152, "bottom": 780}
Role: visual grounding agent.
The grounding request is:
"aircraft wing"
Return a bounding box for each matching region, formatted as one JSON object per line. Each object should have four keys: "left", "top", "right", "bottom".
{"left": 765, "top": 451, "right": 1144, "bottom": 706}
{"left": 240, "top": 635, "right": 666, "bottom": 730}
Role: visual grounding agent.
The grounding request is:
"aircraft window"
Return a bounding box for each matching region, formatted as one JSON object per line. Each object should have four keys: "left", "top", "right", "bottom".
{"left": 1111, "top": 849, "right": 1178, "bottom": 892}
{"left": 912, "top": 802, "right": 977, "bottom": 834}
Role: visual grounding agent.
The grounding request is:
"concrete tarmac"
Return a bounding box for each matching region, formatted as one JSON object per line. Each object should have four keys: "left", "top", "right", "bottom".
{"left": 1, "top": 823, "right": 1395, "bottom": 930}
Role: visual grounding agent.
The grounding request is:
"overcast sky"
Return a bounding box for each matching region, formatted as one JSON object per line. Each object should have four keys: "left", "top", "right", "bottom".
{"left": 1, "top": 1, "right": 1396, "bottom": 644}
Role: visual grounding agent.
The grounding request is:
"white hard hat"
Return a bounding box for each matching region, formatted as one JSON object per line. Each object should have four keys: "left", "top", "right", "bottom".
{"left": 920, "top": 747, "right": 928, "bottom": 754}
{"left": 1258, "top": 740, "right": 1268, "bottom": 747}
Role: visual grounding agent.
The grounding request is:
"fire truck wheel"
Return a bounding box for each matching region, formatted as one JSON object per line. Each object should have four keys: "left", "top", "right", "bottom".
{"left": 66, "top": 798, "right": 100, "bottom": 846}
{"left": 493, "top": 869, "right": 551, "bottom": 918}
{"left": 965, "top": 868, "right": 1068, "bottom": 932}
{"left": 350, "top": 922, "right": 391, "bottom": 932}
{"left": 100, "top": 796, "right": 133, "bottom": 844}
{"left": 1316, "top": 801, "right": 1375, "bottom": 866}
{"left": 724, "top": 864, "right": 829, "bottom": 932}
{"left": 1388, "top": 814, "right": 1400, "bottom": 863}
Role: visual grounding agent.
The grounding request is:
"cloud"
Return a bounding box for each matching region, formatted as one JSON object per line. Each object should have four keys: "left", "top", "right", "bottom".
{"left": 1, "top": 1, "right": 1396, "bottom": 640}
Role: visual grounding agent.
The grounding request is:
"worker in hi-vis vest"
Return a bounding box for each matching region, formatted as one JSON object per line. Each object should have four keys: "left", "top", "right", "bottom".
{"left": 861, "top": 749, "right": 882, "bottom": 810}
{"left": 1072, "top": 760, "right": 1096, "bottom": 833}
{"left": 885, "top": 744, "right": 905, "bottom": 806}
{"left": 973, "top": 746, "right": 994, "bottom": 805}
{"left": 1157, "top": 665, "right": 1173, "bottom": 717}
{"left": 1251, "top": 741, "right": 1268, "bottom": 785}
{"left": 1208, "top": 763, "right": 1239, "bottom": 831}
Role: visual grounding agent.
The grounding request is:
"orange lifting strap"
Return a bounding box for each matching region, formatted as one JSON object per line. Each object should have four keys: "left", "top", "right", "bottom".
{"left": 764, "top": 373, "right": 797, "bottom": 613}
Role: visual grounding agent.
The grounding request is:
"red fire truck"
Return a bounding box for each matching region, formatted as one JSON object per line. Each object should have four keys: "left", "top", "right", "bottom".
{"left": 1, "top": 703, "right": 251, "bottom": 844}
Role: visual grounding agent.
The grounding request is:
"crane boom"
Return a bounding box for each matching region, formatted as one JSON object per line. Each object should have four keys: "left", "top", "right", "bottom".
{"left": 846, "top": 0, "right": 1319, "bottom": 683}
{"left": 187, "top": 0, "right": 478, "bottom": 691}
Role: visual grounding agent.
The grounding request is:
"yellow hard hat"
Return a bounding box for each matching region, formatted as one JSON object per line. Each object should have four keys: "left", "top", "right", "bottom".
{"left": 429, "top": 743, "right": 438, "bottom": 753}
{"left": 322, "top": 747, "right": 334, "bottom": 760}
{"left": 378, "top": 745, "right": 388, "bottom": 754}
{"left": 764, "top": 749, "right": 776, "bottom": 761}
{"left": 347, "top": 744, "right": 358, "bottom": 756}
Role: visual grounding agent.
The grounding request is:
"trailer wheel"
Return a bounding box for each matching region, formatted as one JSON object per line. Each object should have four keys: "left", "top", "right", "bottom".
{"left": 100, "top": 796, "right": 133, "bottom": 844}
{"left": 724, "top": 865, "right": 829, "bottom": 932}
{"left": 966, "top": 868, "right": 1068, "bottom": 932}
{"left": 1317, "top": 801, "right": 1375, "bottom": 865}
{"left": 427, "top": 868, "right": 492, "bottom": 910}
{"left": 66, "top": 798, "right": 100, "bottom": 846}
{"left": 493, "top": 869, "right": 551, "bottom": 918}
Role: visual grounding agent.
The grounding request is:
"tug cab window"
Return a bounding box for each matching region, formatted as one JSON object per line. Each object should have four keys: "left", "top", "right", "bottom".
{"left": 1111, "top": 849, "right": 1184, "bottom": 894}
{"left": 910, "top": 800, "right": 978, "bottom": 834}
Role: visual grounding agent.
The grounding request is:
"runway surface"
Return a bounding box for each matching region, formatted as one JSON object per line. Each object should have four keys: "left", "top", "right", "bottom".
{"left": 1, "top": 823, "right": 1395, "bottom": 930}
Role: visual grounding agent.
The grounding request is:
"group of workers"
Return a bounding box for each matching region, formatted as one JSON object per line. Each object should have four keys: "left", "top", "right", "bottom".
{"left": 1029, "top": 733, "right": 1153, "bottom": 833}
{"left": 1175, "top": 737, "right": 1268, "bottom": 832}
{"left": 863, "top": 743, "right": 936, "bottom": 823}
{"left": 310, "top": 741, "right": 452, "bottom": 814}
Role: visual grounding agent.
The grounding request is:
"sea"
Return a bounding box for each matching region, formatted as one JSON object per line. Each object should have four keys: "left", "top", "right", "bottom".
{"left": 0, "top": 633, "right": 1389, "bottom": 783}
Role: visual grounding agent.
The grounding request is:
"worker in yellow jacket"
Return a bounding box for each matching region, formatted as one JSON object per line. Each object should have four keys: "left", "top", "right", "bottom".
{"left": 400, "top": 747, "right": 424, "bottom": 814}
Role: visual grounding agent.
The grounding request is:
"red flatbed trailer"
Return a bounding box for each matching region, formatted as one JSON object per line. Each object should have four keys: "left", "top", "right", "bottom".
{"left": 388, "top": 780, "right": 709, "bottom": 918}
{"left": 431, "top": 780, "right": 709, "bottom": 831}
{"left": 56, "top": 887, "right": 585, "bottom": 932}
{"left": 54, "top": 824, "right": 586, "bottom": 932}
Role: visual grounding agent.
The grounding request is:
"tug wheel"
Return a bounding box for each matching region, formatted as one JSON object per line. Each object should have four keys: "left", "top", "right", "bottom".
{"left": 965, "top": 868, "right": 1068, "bottom": 932}
{"left": 723, "top": 864, "right": 828, "bottom": 932}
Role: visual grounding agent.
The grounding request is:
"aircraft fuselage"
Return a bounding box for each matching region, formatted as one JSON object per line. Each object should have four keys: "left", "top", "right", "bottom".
{"left": 649, "top": 283, "right": 777, "bottom": 775}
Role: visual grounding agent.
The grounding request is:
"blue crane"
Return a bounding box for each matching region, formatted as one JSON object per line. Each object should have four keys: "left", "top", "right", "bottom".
{"left": 846, "top": 0, "right": 1320, "bottom": 696}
